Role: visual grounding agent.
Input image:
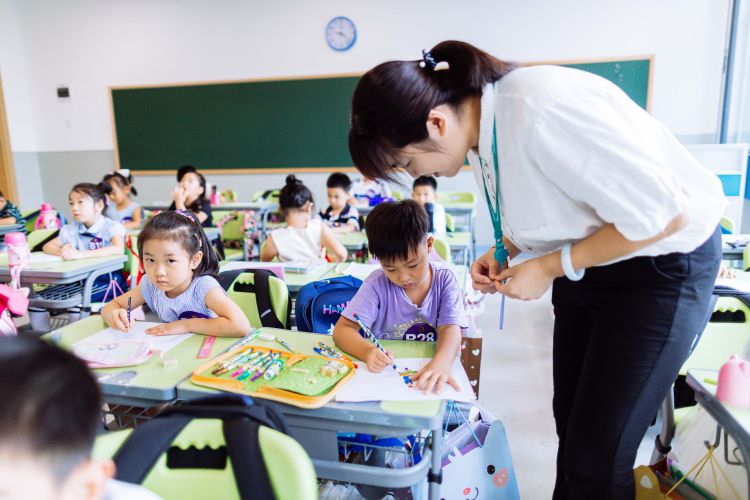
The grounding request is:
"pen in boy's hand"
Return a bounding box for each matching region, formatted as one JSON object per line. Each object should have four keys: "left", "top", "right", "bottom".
{"left": 352, "top": 313, "right": 397, "bottom": 371}
{"left": 127, "top": 297, "right": 132, "bottom": 330}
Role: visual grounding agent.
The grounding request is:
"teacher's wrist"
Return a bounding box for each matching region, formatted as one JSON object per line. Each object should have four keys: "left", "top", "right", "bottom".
{"left": 541, "top": 251, "right": 565, "bottom": 278}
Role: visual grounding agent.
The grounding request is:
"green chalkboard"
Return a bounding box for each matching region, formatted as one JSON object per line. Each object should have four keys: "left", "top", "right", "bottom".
{"left": 111, "top": 58, "right": 652, "bottom": 173}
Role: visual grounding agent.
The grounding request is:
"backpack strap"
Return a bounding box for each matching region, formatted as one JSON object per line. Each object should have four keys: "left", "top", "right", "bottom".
{"left": 114, "top": 395, "right": 286, "bottom": 499}
{"left": 113, "top": 414, "right": 193, "bottom": 484}
{"left": 218, "top": 270, "right": 287, "bottom": 329}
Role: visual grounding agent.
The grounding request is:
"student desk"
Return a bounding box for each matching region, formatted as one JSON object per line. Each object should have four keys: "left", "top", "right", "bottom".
{"left": 143, "top": 201, "right": 276, "bottom": 212}
{"left": 177, "top": 328, "right": 447, "bottom": 498}
{"left": 44, "top": 316, "right": 243, "bottom": 407}
{"left": 687, "top": 368, "right": 750, "bottom": 493}
{"left": 0, "top": 253, "right": 126, "bottom": 315}
{"left": 722, "top": 234, "right": 750, "bottom": 267}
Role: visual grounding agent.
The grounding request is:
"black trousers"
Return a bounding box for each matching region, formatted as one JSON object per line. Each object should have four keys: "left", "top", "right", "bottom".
{"left": 551, "top": 227, "right": 721, "bottom": 499}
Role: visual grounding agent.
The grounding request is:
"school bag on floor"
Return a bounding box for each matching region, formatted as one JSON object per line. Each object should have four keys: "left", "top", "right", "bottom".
{"left": 440, "top": 403, "right": 520, "bottom": 500}
{"left": 295, "top": 275, "right": 362, "bottom": 334}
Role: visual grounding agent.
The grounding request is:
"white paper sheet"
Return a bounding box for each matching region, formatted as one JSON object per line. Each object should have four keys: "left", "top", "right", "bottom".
{"left": 72, "top": 321, "right": 192, "bottom": 356}
{"left": 29, "top": 252, "right": 63, "bottom": 263}
{"left": 334, "top": 357, "right": 476, "bottom": 402}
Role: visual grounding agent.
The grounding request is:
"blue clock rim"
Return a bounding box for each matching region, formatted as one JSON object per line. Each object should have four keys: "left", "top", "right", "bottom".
{"left": 325, "top": 15, "right": 357, "bottom": 52}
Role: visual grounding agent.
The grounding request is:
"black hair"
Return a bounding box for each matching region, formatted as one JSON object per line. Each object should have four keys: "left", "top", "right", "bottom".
{"left": 138, "top": 211, "right": 219, "bottom": 278}
{"left": 413, "top": 175, "right": 438, "bottom": 190}
{"left": 71, "top": 182, "right": 112, "bottom": 209}
{"left": 365, "top": 200, "right": 429, "bottom": 263}
{"left": 326, "top": 172, "right": 352, "bottom": 192}
{"left": 102, "top": 171, "right": 138, "bottom": 196}
{"left": 0, "top": 336, "right": 100, "bottom": 484}
{"left": 0, "top": 190, "right": 5, "bottom": 198}
{"left": 279, "top": 175, "right": 314, "bottom": 213}
{"left": 349, "top": 40, "right": 517, "bottom": 182}
{"left": 176, "top": 164, "right": 198, "bottom": 181}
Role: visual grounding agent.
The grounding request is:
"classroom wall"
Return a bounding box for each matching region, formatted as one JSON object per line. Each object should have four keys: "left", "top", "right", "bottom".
{"left": 0, "top": 0, "right": 732, "bottom": 244}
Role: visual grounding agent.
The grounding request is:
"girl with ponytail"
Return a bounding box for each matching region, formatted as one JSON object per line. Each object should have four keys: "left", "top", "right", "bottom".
{"left": 350, "top": 41, "right": 725, "bottom": 498}
{"left": 103, "top": 169, "right": 143, "bottom": 229}
{"left": 261, "top": 175, "right": 347, "bottom": 263}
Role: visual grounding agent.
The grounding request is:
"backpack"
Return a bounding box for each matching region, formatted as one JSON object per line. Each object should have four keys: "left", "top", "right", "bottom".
{"left": 217, "top": 269, "right": 290, "bottom": 329}
{"left": 113, "top": 395, "right": 287, "bottom": 500}
{"left": 295, "top": 275, "right": 362, "bottom": 334}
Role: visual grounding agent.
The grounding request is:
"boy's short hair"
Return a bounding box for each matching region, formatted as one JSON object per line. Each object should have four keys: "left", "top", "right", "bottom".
{"left": 413, "top": 175, "right": 437, "bottom": 191}
{"left": 327, "top": 172, "right": 352, "bottom": 192}
{"left": 0, "top": 336, "right": 100, "bottom": 483}
{"left": 365, "top": 200, "right": 429, "bottom": 263}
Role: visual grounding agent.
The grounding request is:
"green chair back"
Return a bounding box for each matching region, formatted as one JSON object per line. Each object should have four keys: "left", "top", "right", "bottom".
{"left": 679, "top": 296, "right": 750, "bottom": 376}
{"left": 391, "top": 191, "right": 404, "bottom": 201}
{"left": 432, "top": 236, "right": 452, "bottom": 263}
{"left": 226, "top": 271, "right": 290, "bottom": 328}
{"left": 252, "top": 189, "right": 280, "bottom": 204}
{"left": 26, "top": 228, "right": 58, "bottom": 251}
{"left": 213, "top": 211, "right": 244, "bottom": 241}
{"left": 445, "top": 212, "right": 455, "bottom": 232}
{"left": 92, "top": 419, "right": 317, "bottom": 500}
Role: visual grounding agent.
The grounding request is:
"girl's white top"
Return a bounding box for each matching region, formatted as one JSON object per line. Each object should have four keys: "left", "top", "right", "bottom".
{"left": 270, "top": 218, "right": 325, "bottom": 262}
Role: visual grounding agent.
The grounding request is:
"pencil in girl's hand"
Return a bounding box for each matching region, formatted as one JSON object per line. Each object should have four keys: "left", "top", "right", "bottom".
{"left": 352, "top": 313, "right": 397, "bottom": 370}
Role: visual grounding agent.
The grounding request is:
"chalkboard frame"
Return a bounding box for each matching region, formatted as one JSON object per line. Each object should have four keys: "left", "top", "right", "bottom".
{"left": 110, "top": 56, "right": 653, "bottom": 176}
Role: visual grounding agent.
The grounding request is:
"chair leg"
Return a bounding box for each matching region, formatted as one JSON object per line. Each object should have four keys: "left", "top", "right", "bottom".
{"left": 651, "top": 389, "right": 676, "bottom": 464}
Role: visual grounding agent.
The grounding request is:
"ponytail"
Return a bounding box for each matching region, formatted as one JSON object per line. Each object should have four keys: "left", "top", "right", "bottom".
{"left": 349, "top": 40, "right": 516, "bottom": 181}
{"left": 279, "top": 174, "right": 314, "bottom": 212}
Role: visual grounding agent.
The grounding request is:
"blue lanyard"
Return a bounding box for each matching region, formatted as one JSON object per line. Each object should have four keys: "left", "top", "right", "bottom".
{"left": 478, "top": 115, "right": 508, "bottom": 266}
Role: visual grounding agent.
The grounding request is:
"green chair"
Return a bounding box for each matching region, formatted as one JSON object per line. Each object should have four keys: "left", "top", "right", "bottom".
{"left": 652, "top": 296, "right": 750, "bottom": 462}
{"left": 432, "top": 236, "right": 452, "bottom": 263}
{"left": 445, "top": 212, "right": 456, "bottom": 233}
{"left": 437, "top": 191, "right": 477, "bottom": 205}
{"left": 391, "top": 191, "right": 404, "bottom": 201}
{"left": 220, "top": 189, "right": 238, "bottom": 203}
{"left": 26, "top": 228, "right": 59, "bottom": 252}
{"left": 720, "top": 215, "right": 735, "bottom": 234}
{"left": 92, "top": 419, "right": 317, "bottom": 500}
{"left": 226, "top": 271, "right": 290, "bottom": 328}
{"left": 251, "top": 189, "right": 280, "bottom": 204}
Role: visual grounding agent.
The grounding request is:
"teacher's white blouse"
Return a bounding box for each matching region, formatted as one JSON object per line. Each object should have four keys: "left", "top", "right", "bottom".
{"left": 467, "top": 65, "right": 726, "bottom": 263}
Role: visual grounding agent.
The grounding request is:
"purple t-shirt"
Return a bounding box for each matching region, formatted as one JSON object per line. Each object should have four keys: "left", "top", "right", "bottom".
{"left": 341, "top": 262, "right": 468, "bottom": 342}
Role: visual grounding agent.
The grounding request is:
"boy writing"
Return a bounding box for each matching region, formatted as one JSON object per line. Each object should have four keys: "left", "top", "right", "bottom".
{"left": 333, "top": 200, "right": 466, "bottom": 395}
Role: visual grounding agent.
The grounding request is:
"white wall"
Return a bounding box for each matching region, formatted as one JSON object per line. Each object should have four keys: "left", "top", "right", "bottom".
{"left": 0, "top": 0, "right": 732, "bottom": 242}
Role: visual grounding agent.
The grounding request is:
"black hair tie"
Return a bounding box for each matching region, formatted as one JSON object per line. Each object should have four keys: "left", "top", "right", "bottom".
{"left": 418, "top": 49, "right": 450, "bottom": 71}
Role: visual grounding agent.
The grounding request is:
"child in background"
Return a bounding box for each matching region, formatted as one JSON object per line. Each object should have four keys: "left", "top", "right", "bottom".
{"left": 103, "top": 169, "right": 143, "bottom": 229}
{"left": 0, "top": 190, "right": 26, "bottom": 233}
{"left": 169, "top": 165, "right": 213, "bottom": 227}
{"left": 412, "top": 175, "right": 446, "bottom": 235}
{"left": 0, "top": 336, "right": 160, "bottom": 500}
{"left": 333, "top": 200, "right": 466, "bottom": 395}
{"left": 349, "top": 176, "right": 392, "bottom": 207}
{"left": 261, "top": 175, "right": 347, "bottom": 263}
{"left": 102, "top": 211, "right": 249, "bottom": 337}
{"left": 43, "top": 183, "right": 125, "bottom": 260}
{"left": 319, "top": 172, "right": 360, "bottom": 233}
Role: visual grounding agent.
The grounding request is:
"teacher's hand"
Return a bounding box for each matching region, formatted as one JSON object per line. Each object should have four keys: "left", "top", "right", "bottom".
{"left": 495, "top": 253, "right": 561, "bottom": 300}
{"left": 471, "top": 247, "right": 505, "bottom": 294}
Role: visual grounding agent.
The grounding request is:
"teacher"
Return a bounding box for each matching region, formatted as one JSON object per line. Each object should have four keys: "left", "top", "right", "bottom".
{"left": 348, "top": 41, "right": 725, "bottom": 499}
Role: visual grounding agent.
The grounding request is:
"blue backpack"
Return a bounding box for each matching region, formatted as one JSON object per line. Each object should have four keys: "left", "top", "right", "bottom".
{"left": 295, "top": 276, "right": 363, "bottom": 334}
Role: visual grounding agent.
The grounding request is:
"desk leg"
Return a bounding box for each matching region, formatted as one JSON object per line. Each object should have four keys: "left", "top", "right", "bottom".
{"left": 428, "top": 425, "right": 442, "bottom": 499}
